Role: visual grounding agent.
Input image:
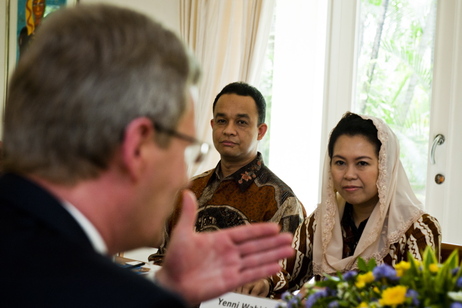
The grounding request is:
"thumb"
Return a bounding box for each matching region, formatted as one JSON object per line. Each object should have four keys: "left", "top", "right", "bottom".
{"left": 173, "top": 189, "right": 198, "bottom": 236}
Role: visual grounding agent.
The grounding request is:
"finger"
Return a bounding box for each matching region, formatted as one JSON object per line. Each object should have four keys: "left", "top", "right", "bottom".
{"left": 227, "top": 223, "right": 281, "bottom": 243}
{"left": 236, "top": 281, "right": 266, "bottom": 297}
{"left": 238, "top": 283, "right": 252, "bottom": 295}
{"left": 238, "top": 263, "right": 283, "bottom": 287}
{"left": 172, "top": 190, "right": 198, "bottom": 236}
{"left": 242, "top": 241, "right": 294, "bottom": 266}
{"left": 238, "top": 232, "right": 293, "bottom": 257}
{"left": 234, "top": 286, "right": 243, "bottom": 294}
{"left": 249, "top": 284, "right": 262, "bottom": 297}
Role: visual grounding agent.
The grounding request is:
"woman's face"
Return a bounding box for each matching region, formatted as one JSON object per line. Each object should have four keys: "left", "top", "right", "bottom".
{"left": 330, "top": 134, "right": 379, "bottom": 209}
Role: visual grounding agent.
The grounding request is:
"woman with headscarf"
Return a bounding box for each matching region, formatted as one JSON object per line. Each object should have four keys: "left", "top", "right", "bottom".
{"left": 271, "top": 112, "right": 441, "bottom": 294}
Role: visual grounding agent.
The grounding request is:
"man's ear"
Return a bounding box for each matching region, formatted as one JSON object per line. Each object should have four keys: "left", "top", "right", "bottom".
{"left": 121, "top": 117, "right": 155, "bottom": 181}
{"left": 210, "top": 118, "right": 214, "bottom": 128}
{"left": 257, "top": 123, "right": 268, "bottom": 140}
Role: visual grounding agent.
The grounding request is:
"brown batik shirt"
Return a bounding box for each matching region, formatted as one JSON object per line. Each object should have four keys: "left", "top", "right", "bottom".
{"left": 149, "top": 152, "right": 306, "bottom": 265}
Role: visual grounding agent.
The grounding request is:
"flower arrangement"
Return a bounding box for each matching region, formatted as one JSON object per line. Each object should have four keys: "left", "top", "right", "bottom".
{"left": 278, "top": 247, "right": 462, "bottom": 308}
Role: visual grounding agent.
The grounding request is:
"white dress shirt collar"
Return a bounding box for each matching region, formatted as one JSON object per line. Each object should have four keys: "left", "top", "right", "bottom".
{"left": 61, "top": 200, "right": 108, "bottom": 255}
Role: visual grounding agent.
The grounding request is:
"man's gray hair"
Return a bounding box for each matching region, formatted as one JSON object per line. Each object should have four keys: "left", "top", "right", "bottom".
{"left": 3, "top": 4, "right": 200, "bottom": 184}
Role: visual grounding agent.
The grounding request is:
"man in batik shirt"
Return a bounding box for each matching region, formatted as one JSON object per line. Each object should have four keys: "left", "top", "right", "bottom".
{"left": 149, "top": 82, "right": 306, "bottom": 298}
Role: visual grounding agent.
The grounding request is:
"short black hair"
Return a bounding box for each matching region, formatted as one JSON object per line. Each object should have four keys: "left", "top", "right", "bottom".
{"left": 328, "top": 112, "right": 382, "bottom": 159}
{"left": 212, "top": 82, "right": 266, "bottom": 125}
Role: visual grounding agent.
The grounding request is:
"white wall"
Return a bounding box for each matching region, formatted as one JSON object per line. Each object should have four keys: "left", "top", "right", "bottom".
{"left": 80, "top": 0, "right": 180, "bottom": 34}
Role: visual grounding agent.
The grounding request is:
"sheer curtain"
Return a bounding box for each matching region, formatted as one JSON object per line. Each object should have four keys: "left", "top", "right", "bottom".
{"left": 179, "top": 0, "right": 276, "bottom": 176}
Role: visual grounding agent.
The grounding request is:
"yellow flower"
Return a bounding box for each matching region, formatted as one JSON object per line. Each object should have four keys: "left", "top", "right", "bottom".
{"left": 394, "top": 261, "right": 411, "bottom": 277}
{"left": 357, "top": 302, "right": 368, "bottom": 308}
{"left": 355, "top": 272, "right": 374, "bottom": 288}
{"left": 395, "top": 261, "right": 411, "bottom": 270}
{"left": 361, "top": 272, "right": 374, "bottom": 282}
{"left": 429, "top": 263, "right": 439, "bottom": 273}
{"left": 379, "top": 285, "right": 408, "bottom": 306}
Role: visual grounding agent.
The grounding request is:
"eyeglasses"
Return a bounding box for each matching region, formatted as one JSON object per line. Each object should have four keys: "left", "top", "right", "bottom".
{"left": 153, "top": 122, "right": 210, "bottom": 165}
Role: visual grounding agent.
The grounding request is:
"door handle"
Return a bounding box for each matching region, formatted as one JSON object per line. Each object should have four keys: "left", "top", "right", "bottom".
{"left": 430, "top": 134, "right": 445, "bottom": 164}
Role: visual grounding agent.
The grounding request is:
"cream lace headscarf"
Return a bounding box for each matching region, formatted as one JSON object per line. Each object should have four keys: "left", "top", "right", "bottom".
{"left": 312, "top": 113, "right": 424, "bottom": 276}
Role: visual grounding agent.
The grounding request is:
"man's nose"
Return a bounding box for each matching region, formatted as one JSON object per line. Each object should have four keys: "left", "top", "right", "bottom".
{"left": 223, "top": 122, "right": 237, "bottom": 135}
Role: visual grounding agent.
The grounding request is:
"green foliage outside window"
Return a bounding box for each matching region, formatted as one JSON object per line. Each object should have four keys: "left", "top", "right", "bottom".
{"left": 355, "top": 0, "right": 436, "bottom": 201}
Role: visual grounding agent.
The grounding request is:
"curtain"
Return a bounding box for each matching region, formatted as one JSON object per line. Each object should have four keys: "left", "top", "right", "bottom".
{"left": 179, "top": 0, "right": 276, "bottom": 176}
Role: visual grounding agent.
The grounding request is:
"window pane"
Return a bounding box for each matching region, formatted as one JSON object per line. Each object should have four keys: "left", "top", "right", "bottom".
{"left": 354, "top": 0, "right": 437, "bottom": 202}
{"left": 258, "top": 11, "right": 275, "bottom": 166}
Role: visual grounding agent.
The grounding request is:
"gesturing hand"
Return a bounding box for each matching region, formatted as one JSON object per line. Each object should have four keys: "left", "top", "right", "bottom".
{"left": 155, "top": 190, "right": 294, "bottom": 305}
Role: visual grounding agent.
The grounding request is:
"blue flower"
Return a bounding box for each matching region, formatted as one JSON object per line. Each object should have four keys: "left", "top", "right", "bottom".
{"left": 305, "top": 293, "right": 320, "bottom": 308}
{"left": 450, "top": 303, "right": 462, "bottom": 308}
{"left": 305, "top": 290, "right": 328, "bottom": 308}
{"left": 343, "top": 270, "right": 358, "bottom": 282}
{"left": 452, "top": 267, "right": 460, "bottom": 276}
{"left": 373, "top": 264, "right": 398, "bottom": 281}
{"left": 279, "top": 291, "right": 302, "bottom": 308}
{"left": 326, "top": 287, "right": 338, "bottom": 297}
{"left": 321, "top": 288, "right": 331, "bottom": 297}
{"left": 287, "top": 297, "right": 300, "bottom": 308}
{"left": 406, "top": 289, "right": 420, "bottom": 306}
{"left": 281, "top": 291, "right": 293, "bottom": 301}
{"left": 457, "top": 277, "right": 462, "bottom": 289}
{"left": 327, "top": 301, "right": 339, "bottom": 308}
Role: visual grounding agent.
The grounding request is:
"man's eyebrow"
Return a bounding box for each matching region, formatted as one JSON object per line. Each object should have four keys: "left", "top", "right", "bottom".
{"left": 214, "top": 113, "right": 251, "bottom": 119}
{"left": 236, "top": 113, "right": 250, "bottom": 119}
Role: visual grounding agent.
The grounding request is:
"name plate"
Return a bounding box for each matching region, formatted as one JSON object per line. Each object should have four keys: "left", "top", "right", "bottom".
{"left": 200, "top": 292, "right": 280, "bottom": 308}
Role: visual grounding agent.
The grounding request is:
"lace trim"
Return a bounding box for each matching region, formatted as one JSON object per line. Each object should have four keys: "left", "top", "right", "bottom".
{"left": 361, "top": 116, "right": 422, "bottom": 262}
{"left": 321, "top": 172, "right": 336, "bottom": 252}
{"left": 362, "top": 117, "right": 388, "bottom": 253}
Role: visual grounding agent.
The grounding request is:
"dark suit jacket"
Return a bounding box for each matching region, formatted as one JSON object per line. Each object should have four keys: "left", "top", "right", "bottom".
{"left": 0, "top": 173, "right": 188, "bottom": 308}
